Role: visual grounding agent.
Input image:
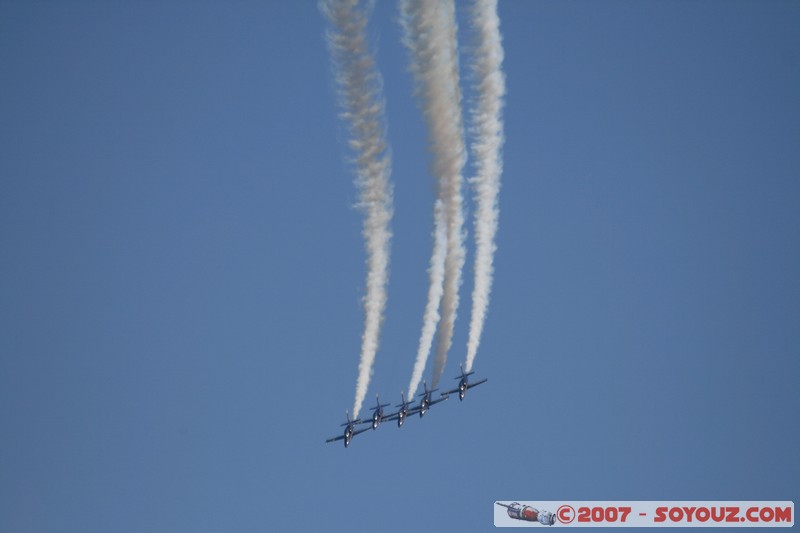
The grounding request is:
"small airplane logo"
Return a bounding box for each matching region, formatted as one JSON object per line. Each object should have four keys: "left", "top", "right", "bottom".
{"left": 496, "top": 502, "right": 556, "bottom": 526}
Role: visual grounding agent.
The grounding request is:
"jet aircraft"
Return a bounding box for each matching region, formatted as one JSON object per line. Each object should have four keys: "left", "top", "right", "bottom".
{"left": 441, "top": 364, "right": 487, "bottom": 401}
{"left": 325, "top": 411, "right": 369, "bottom": 448}
{"left": 362, "top": 395, "right": 391, "bottom": 430}
{"left": 383, "top": 391, "right": 419, "bottom": 428}
{"left": 417, "top": 380, "right": 448, "bottom": 417}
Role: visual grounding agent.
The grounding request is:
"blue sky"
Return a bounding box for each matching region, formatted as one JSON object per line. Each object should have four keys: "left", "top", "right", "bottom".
{"left": 1, "top": 1, "right": 798, "bottom": 531}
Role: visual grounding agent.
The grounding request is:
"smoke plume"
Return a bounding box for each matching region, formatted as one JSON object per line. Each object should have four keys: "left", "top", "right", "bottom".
{"left": 400, "top": 0, "right": 467, "bottom": 389}
{"left": 464, "top": 0, "right": 505, "bottom": 372}
{"left": 322, "top": 0, "right": 394, "bottom": 417}
{"left": 407, "top": 201, "right": 447, "bottom": 398}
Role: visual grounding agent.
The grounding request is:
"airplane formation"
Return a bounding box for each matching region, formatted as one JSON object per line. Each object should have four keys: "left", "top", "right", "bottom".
{"left": 326, "top": 364, "right": 488, "bottom": 448}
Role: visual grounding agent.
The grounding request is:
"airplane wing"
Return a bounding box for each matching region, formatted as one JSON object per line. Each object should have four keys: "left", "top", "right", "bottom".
{"left": 441, "top": 387, "right": 461, "bottom": 396}
{"left": 352, "top": 426, "right": 371, "bottom": 437}
{"left": 384, "top": 405, "right": 419, "bottom": 420}
{"left": 429, "top": 395, "right": 449, "bottom": 406}
{"left": 382, "top": 410, "right": 401, "bottom": 421}
{"left": 325, "top": 435, "right": 345, "bottom": 443}
{"left": 466, "top": 378, "right": 488, "bottom": 389}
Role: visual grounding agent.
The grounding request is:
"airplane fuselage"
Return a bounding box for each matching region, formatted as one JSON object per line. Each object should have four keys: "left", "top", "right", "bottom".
{"left": 420, "top": 397, "right": 430, "bottom": 417}
{"left": 368, "top": 397, "right": 389, "bottom": 430}
{"left": 344, "top": 426, "right": 353, "bottom": 447}
{"left": 399, "top": 405, "right": 412, "bottom": 426}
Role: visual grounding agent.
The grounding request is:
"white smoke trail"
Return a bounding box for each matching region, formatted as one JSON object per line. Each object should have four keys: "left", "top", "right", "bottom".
{"left": 400, "top": 0, "right": 467, "bottom": 390}
{"left": 322, "top": 0, "right": 393, "bottom": 418}
{"left": 464, "top": 0, "right": 505, "bottom": 372}
{"left": 408, "top": 201, "right": 447, "bottom": 398}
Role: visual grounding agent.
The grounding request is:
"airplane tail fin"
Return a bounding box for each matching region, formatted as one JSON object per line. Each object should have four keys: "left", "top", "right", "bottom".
{"left": 396, "top": 391, "right": 408, "bottom": 407}
{"left": 370, "top": 398, "right": 391, "bottom": 410}
{"left": 372, "top": 395, "right": 390, "bottom": 409}
{"left": 417, "top": 382, "right": 440, "bottom": 396}
{"left": 340, "top": 410, "right": 361, "bottom": 426}
{"left": 456, "top": 364, "right": 475, "bottom": 379}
